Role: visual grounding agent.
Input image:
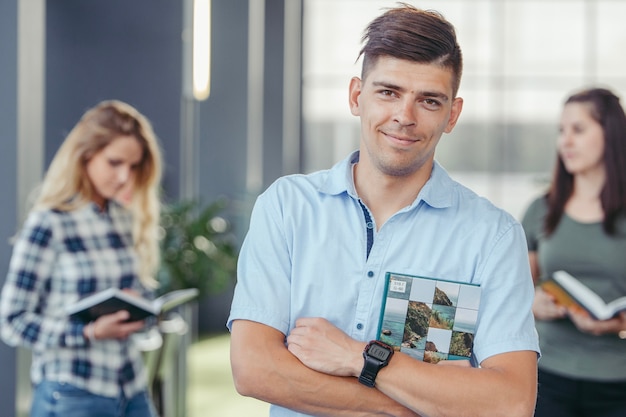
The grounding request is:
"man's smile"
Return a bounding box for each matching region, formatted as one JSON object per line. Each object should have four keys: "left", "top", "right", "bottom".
{"left": 381, "top": 130, "right": 419, "bottom": 145}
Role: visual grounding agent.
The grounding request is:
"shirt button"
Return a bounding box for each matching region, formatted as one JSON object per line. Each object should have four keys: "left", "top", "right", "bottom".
{"left": 366, "top": 221, "right": 374, "bottom": 229}
{"left": 356, "top": 323, "right": 363, "bottom": 330}
{"left": 367, "top": 271, "right": 374, "bottom": 277}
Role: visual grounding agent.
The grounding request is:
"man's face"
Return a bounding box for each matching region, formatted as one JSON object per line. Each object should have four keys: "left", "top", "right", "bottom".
{"left": 349, "top": 56, "right": 463, "bottom": 178}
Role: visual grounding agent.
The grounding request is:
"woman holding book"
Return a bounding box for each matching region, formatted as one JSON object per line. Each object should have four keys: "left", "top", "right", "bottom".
{"left": 522, "top": 87, "right": 626, "bottom": 417}
{"left": 0, "top": 100, "right": 162, "bottom": 417}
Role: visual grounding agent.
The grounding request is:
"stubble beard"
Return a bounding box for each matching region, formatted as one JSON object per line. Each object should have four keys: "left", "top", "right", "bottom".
{"left": 373, "top": 150, "right": 425, "bottom": 177}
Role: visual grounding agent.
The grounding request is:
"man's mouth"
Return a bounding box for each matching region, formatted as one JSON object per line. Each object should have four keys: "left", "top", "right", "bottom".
{"left": 382, "top": 131, "right": 417, "bottom": 144}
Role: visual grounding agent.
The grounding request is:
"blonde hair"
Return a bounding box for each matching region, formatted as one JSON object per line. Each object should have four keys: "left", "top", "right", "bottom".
{"left": 33, "top": 100, "right": 163, "bottom": 288}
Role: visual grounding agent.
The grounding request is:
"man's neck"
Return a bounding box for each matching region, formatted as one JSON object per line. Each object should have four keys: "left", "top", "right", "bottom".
{"left": 353, "top": 161, "right": 431, "bottom": 229}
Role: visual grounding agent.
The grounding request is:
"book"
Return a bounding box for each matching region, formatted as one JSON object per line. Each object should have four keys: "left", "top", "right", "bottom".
{"left": 540, "top": 270, "right": 626, "bottom": 320}
{"left": 377, "top": 272, "right": 481, "bottom": 364}
{"left": 66, "top": 287, "right": 199, "bottom": 322}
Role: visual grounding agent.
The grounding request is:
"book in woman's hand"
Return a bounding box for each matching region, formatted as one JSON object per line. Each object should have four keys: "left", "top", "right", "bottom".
{"left": 66, "top": 287, "right": 199, "bottom": 322}
{"left": 541, "top": 270, "right": 626, "bottom": 320}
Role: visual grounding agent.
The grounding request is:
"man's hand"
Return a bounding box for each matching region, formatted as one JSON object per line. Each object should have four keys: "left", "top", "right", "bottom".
{"left": 232, "top": 320, "right": 421, "bottom": 417}
{"left": 286, "top": 317, "right": 364, "bottom": 377}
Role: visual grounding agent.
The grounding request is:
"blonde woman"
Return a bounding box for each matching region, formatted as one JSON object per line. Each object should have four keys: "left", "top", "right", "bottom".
{"left": 0, "top": 100, "right": 162, "bottom": 417}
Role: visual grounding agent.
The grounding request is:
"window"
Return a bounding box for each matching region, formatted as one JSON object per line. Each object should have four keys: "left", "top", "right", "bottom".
{"left": 302, "top": 0, "right": 626, "bottom": 219}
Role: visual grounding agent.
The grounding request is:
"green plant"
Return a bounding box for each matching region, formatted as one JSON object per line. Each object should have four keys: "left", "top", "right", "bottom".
{"left": 157, "top": 198, "right": 238, "bottom": 297}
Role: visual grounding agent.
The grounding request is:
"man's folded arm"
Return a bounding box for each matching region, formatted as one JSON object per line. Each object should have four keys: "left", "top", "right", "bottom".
{"left": 229, "top": 319, "right": 419, "bottom": 417}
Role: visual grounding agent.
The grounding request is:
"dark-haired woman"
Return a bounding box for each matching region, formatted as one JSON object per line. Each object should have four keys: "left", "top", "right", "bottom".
{"left": 522, "top": 87, "right": 626, "bottom": 417}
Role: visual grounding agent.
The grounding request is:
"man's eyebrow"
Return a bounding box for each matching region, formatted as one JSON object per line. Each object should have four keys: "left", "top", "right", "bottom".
{"left": 371, "top": 81, "right": 449, "bottom": 102}
{"left": 422, "top": 91, "right": 450, "bottom": 102}
{"left": 372, "top": 80, "right": 404, "bottom": 91}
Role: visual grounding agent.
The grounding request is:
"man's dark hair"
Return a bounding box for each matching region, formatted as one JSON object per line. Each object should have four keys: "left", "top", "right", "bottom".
{"left": 358, "top": 3, "right": 463, "bottom": 96}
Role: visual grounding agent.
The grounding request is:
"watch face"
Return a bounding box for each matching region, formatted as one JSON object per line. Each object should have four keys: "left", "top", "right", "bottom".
{"left": 368, "top": 343, "right": 391, "bottom": 361}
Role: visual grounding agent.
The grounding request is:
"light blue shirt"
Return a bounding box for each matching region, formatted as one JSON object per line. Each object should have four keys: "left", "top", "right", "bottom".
{"left": 228, "top": 151, "right": 539, "bottom": 417}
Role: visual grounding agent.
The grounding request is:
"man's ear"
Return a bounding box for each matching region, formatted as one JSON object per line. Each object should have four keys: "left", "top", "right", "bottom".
{"left": 444, "top": 97, "right": 463, "bottom": 133}
{"left": 348, "top": 77, "right": 362, "bottom": 116}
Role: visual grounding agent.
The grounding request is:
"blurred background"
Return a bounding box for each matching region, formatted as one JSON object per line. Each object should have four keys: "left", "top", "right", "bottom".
{"left": 1, "top": 0, "right": 626, "bottom": 416}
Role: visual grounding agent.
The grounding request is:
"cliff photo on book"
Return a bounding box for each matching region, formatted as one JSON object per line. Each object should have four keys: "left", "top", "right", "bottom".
{"left": 378, "top": 272, "right": 481, "bottom": 363}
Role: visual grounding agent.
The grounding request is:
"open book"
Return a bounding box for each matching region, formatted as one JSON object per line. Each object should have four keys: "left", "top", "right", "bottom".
{"left": 377, "top": 272, "right": 481, "bottom": 363}
{"left": 541, "top": 270, "right": 626, "bottom": 320}
{"left": 66, "top": 287, "right": 199, "bottom": 322}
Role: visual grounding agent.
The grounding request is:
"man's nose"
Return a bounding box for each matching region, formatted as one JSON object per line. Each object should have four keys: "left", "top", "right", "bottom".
{"left": 393, "top": 99, "right": 416, "bottom": 126}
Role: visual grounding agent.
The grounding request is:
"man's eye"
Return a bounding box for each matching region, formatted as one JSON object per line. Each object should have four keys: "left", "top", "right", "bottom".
{"left": 422, "top": 99, "right": 441, "bottom": 110}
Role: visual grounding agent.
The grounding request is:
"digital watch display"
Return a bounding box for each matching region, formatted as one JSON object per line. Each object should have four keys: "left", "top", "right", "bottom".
{"left": 358, "top": 340, "right": 394, "bottom": 387}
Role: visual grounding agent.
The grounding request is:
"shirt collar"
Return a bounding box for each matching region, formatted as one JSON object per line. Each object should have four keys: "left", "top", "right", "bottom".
{"left": 318, "top": 150, "right": 360, "bottom": 197}
{"left": 318, "top": 150, "right": 455, "bottom": 209}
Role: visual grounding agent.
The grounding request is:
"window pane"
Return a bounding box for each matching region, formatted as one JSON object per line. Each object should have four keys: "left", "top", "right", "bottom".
{"left": 301, "top": 0, "right": 626, "bottom": 217}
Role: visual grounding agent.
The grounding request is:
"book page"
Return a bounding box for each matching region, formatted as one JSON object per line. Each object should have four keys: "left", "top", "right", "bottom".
{"left": 552, "top": 271, "right": 611, "bottom": 319}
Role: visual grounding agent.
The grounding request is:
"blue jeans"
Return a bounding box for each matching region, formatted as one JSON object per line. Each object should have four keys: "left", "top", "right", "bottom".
{"left": 30, "top": 381, "right": 158, "bottom": 417}
{"left": 535, "top": 369, "right": 626, "bottom": 417}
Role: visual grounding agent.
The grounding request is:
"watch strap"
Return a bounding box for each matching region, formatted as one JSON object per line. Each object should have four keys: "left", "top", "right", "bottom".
{"left": 358, "top": 354, "right": 383, "bottom": 387}
{"left": 358, "top": 340, "right": 394, "bottom": 387}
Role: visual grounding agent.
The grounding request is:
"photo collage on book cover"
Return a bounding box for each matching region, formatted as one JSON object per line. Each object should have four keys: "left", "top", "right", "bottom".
{"left": 379, "top": 273, "right": 481, "bottom": 363}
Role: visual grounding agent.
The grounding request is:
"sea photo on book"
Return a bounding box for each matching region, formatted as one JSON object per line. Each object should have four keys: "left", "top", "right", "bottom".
{"left": 378, "top": 272, "right": 481, "bottom": 363}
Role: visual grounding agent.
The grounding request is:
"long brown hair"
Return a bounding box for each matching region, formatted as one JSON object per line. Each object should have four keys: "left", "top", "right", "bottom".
{"left": 545, "top": 87, "right": 626, "bottom": 236}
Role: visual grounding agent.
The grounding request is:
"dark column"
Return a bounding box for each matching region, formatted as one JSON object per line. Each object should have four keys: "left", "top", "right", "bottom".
{"left": 195, "top": 0, "right": 303, "bottom": 333}
{"left": 0, "top": 1, "right": 20, "bottom": 416}
{"left": 45, "top": 0, "right": 184, "bottom": 199}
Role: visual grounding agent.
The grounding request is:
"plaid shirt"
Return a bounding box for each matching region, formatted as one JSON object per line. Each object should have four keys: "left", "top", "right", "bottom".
{"left": 0, "top": 201, "right": 151, "bottom": 398}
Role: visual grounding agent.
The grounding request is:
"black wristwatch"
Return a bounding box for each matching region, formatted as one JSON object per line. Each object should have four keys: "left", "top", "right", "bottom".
{"left": 358, "top": 340, "right": 394, "bottom": 387}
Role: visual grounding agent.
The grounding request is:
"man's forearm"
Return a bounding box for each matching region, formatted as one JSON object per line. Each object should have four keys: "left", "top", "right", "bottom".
{"left": 374, "top": 351, "right": 537, "bottom": 417}
{"left": 230, "top": 320, "right": 418, "bottom": 417}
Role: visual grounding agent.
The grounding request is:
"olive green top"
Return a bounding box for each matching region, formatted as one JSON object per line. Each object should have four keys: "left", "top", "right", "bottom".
{"left": 522, "top": 196, "right": 626, "bottom": 381}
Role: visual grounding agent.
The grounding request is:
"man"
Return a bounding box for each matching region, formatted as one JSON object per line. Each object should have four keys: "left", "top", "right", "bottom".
{"left": 228, "top": 5, "right": 539, "bottom": 417}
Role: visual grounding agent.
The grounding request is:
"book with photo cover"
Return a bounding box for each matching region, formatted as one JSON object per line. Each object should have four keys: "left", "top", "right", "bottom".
{"left": 377, "top": 272, "right": 481, "bottom": 364}
{"left": 540, "top": 270, "right": 626, "bottom": 320}
{"left": 66, "top": 287, "right": 199, "bottom": 322}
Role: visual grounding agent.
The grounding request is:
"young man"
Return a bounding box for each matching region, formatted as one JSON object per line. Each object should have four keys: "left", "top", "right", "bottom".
{"left": 228, "top": 5, "right": 539, "bottom": 417}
